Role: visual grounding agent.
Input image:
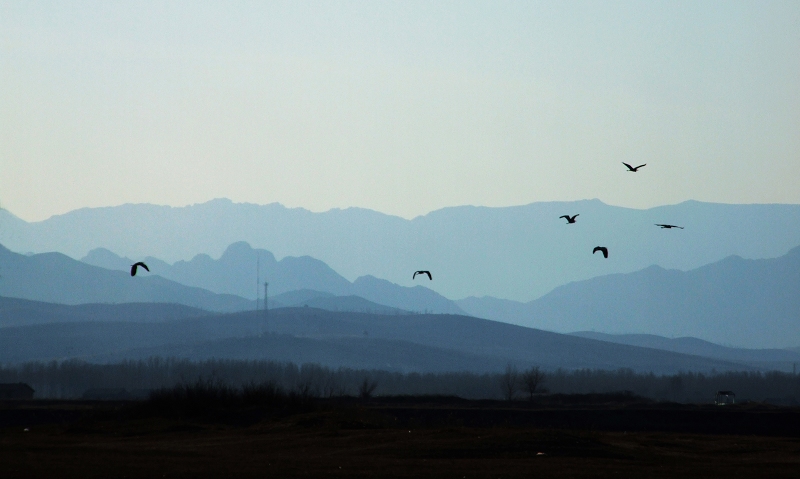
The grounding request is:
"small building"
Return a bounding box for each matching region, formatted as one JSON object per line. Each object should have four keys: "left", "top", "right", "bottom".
{"left": 0, "top": 383, "right": 35, "bottom": 400}
{"left": 715, "top": 390, "right": 735, "bottom": 405}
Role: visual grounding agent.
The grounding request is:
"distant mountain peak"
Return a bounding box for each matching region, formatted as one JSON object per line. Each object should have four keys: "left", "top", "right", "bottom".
{"left": 4, "top": 200, "right": 800, "bottom": 303}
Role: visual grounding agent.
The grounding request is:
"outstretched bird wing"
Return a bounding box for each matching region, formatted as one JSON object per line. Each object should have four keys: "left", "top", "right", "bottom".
{"left": 424, "top": 271, "right": 432, "bottom": 280}
{"left": 131, "top": 262, "right": 149, "bottom": 276}
{"left": 622, "top": 162, "right": 634, "bottom": 170}
{"left": 635, "top": 164, "right": 646, "bottom": 170}
{"left": 559, "top": 215, "right": 569, "bottom": 219}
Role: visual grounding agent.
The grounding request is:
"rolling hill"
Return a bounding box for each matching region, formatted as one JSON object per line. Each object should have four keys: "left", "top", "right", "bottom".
{"left": 570, "top": 332, "right": 800, "bottom": 372}
{"left": 0, "top": 305, "right": 758, "bottom": 374}
{"left": 0, "top": 296, "right": 212, "bottom": 328}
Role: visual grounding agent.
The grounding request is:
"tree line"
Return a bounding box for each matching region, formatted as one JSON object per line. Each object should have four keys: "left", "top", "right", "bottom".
{"left": 1, "top": 358, "right": 799, "bottom": 404}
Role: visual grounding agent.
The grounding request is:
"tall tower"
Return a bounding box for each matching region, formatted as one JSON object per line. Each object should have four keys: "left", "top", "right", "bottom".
{"left": 264, "top": 281, "right": 269, "bottom": 316}
{"left": 264, "top": 281, "right": 269, "bottom": 333}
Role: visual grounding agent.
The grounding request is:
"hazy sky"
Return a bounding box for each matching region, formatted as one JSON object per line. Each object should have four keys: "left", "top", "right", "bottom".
{"left": 2, "top": 1, "right": 799, "bottom": 222}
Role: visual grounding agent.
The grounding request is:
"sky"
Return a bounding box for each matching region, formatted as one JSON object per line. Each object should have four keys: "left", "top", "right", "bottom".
{"left": 1, "top": 0, "right": 799, "bottom": 222}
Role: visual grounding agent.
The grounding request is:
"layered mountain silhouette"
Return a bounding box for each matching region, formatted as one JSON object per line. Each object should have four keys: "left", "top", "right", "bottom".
{"left": 4, "top": 199, "right": 800, "bottom": 301}
{"left": 0, "top": 241, "right": 460, "bottom": 314}
{"left": 0, "top": 244, "right": 253, "bottom": 312}
{"left": 0, "top": 296, "right": 211, "bottom": 328}
{"left": 83, "top": 241, "right": 353, "bottom": 298}
{"left": 6, "top": 235, "right": 800, "bottom": 348}
{"left": 570, "top": 332, "right": 800, "bottom": 372}
{"left": 0, "top": 305, "right": 756, "bottom": 374}
{"left": 458, "top": 246, "right": 800, "bottom": 349}
{"left": 82, "top": 242, "right": 464, "bottom": 314}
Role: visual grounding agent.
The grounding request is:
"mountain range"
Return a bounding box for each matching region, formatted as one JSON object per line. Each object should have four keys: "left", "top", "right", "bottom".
{"left": 458, "top": 246, "right": 800, "bottom": 348}
{"left": 570, "top": 332, "right": 800, "bottom": 371}
{"left": 0, "top": 242, "right": 462, "bottom": 315}
{"left": 80, "top": 241, "right": 463, "bottom": 314}
{"left": 4, "top": 233, "right": 800, "bottom": 348}
{"left": 3, "top": 198, "right": 800, "bottom": 302}
{"left": 0, "top": 300, "right": 770, "bottom": 374}
{"left": 0, "top": 243, "right": 253, "bottom": 312}
{"left": 78, "top": 240, "right": 800, "bottom": 349}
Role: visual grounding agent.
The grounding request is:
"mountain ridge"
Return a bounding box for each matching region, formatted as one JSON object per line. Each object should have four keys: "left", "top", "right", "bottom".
{"left": 0, "top": 306, "right": 759, "bottom": 374}
{"left": 81, "top": 242, "right": 465, "bottom": 314}
{"left": 457, "top": 245, "right": 800, "bottom": 348}
{"left": 0, "top": 243, "right": 253, "bottom": 312}
{"left": 4, "top": 198, "right": 800, "bottom": 301}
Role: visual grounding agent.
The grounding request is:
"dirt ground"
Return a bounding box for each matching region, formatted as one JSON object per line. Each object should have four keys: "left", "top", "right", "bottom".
{"left": 2, "top": 399, "right": 800, "bottom": 478}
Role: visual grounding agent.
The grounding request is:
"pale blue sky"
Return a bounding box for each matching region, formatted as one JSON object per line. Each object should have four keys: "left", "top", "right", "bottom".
{"left": 2, "top": 0, "right": 799, "bottom": 221}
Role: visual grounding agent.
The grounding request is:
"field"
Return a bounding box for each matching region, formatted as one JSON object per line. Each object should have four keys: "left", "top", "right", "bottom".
{"left": 2, "top": 395, "right": 800, "bottom": 478}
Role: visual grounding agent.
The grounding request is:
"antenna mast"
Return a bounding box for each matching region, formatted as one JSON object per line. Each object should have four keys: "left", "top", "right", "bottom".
{"left": 264, "top": 281, "right": 269, "bottom": 331}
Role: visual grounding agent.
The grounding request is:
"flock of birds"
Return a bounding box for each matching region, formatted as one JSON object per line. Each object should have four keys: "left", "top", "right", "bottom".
{"left": 408, "top": 162, "right": 683, "bottom": 281}
{"left": 556, "top": 163, "right": 683, "bottom": 260}
{"left": 129, "top": 162, "right": 682, "bottom": 283}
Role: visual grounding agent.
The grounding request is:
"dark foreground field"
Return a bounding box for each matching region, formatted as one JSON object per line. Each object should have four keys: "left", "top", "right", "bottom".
{"left": 2, "top": 396, "right": 800, "bottom": 478}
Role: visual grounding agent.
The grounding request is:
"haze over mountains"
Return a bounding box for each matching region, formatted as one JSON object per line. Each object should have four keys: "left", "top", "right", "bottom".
{"left": 81, "top": 242, "right": 463, "bottom": 314}
{"left": 0, "top": 300, "right": 771, "bottom": 374}
{"left": 79, "top": 240, "right": 800, "bottom": 349}
{"left": 2, "top": 198, "right": 800, "bottom": 352}
{"left": 0, "top": 244, "right": 253, "bottom": 312}
{"left": 569, "top": 332, "right": 800, "bottom": 372}
{"left": 5, "top": 232, "right": 800, "bottom": 349}
{"left": 3, "top": 199, "right": 800, "bottom": 301}
{"left": 459, "top": 246, "right": 800, "bottom": 348}
{"left": 0, "top": 242, "right": 462, "bottom": 315}
{"left": 3, "top": 236, "right": 799, "bottom": 372}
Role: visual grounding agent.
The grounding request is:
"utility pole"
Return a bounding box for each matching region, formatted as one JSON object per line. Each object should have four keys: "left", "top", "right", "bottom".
{"left": 264, "top": 281, "right": 269, "bottom": 332}
{"left": 256, "top": 257, "right": 260, "bottom": 312}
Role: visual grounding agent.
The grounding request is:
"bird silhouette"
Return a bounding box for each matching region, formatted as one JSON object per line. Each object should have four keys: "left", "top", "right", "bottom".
{"left": 655, "top": 224, "right": 684, "bottom": 229}
{"left": 413, "top": 271, "right": 432, "bottom": 280}
{"left": 130, "top": 262, "right": 149, "bottom": 276}
{"left": 622, "top": 162, "right": 646, "bottom": 172}
{"left": 559, "top": 214, "right": 579, "bottom": 224}
{"left": 592, "top": 246, "right": 608, "bottom": 258}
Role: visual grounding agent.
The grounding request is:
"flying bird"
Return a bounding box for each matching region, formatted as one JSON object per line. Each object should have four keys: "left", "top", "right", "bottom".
{"left": 622, "top": 162, "right": 646, "bottom": 172}
{"left": 559, "top": 214, "right": 579, "bottom": 224}
{"left": 655, "top": 224, "right": 684, "bottom": 229}
{"left": 592, "top": 246, "right": 608, "bottom": 258}
{"left": 130, "top": 262, "right": 149, "bottom": 276}
{"left": 413, "top": 270, "right": 432, "bottom": 280}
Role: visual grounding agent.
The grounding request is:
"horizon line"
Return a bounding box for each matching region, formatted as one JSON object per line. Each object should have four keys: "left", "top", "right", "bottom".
{"left": 5, "top": 197, "right": 800, "bottom": 223}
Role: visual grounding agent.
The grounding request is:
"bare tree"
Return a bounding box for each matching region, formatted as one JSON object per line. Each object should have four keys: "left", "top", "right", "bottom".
{"left": 322, "top": 374, "right": 339, "bottom": 398}
{"left": 521, "top": 366, "right": 546, "bottom": 400}
{"left": 296, "top": 364, "right": 322, "bottom": 398}
{"left": 499, "top": 363, "right": 519, "bottom": 401}
{"left": 358, "top": 376, "right": 378, "bottom": 398}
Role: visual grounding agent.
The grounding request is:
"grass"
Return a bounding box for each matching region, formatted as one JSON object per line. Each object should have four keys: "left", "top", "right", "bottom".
{"left": 2, "top": 391, "right": 800, "bottom": 478}
{"left": 139, "top": 380, "right": 318, "bottom": 422}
